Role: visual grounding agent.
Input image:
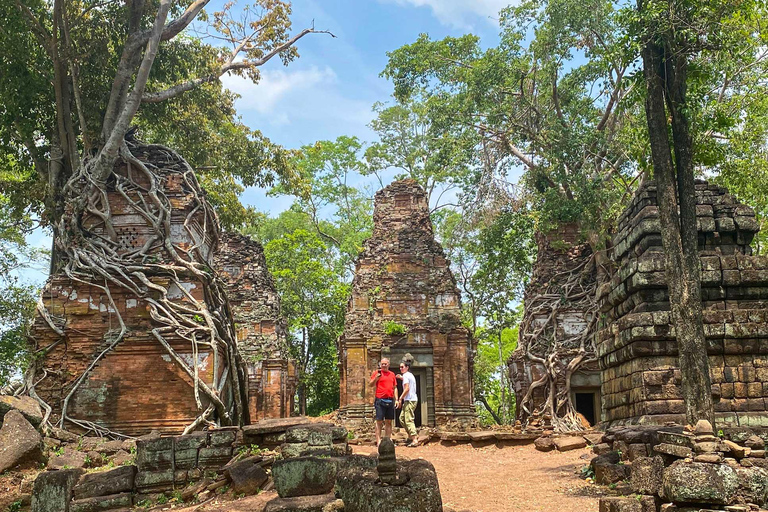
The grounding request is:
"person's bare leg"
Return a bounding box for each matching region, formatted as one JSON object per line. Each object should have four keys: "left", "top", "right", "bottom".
{"left": 384, "top": 419, "right": 393, "bottom": 440}
{"left": 375, "top": 420, "right": 383, "bottom": 446}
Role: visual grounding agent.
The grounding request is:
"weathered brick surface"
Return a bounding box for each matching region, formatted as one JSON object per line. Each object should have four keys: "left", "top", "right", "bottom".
{"left": 214, "top": 232, "right": 296, "bottom": 422}
{"left": 338, "top": 180, "right": 476, "bottom": 427}
{"left": 597, "top": 180, "right": 768, "bottom": 425}
{"left": 28, "top": 145, "right": 241, "bottom": 436}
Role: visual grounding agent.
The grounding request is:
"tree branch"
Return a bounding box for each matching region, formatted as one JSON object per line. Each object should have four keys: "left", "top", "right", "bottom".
{"left": 93, "top": 0, "right": 171, "bottom": 182}
{"left": 142, "top": 28, "right": 334, "bottom": 104}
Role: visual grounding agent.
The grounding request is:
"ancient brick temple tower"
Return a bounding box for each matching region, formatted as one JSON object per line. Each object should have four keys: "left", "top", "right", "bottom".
{"left": 509, "top": 224, "right": 601, "bottom": 428}
{"left": 338, "top": 179, "right": 476, "bottom": 427}
{"left": 597, "top": 180, "right": 768, "bottom": 426}
{"left": 28, "top": 143, "right": 244, "bottom": 436}
{"left": 214, "top": 232, "right": 296, "bottom": 422}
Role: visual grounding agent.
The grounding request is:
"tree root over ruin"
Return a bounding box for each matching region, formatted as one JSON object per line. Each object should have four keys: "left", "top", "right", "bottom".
{"left": 515, "top": 252, "right": 597, "bottom": 432}
{"left": 25, "top": 138, "right": 244, "bottom": 438}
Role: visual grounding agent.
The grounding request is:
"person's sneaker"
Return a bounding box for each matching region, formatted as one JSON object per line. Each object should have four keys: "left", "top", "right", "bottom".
{"left": 406, "top": 441, "right": 418, "bottom": 447}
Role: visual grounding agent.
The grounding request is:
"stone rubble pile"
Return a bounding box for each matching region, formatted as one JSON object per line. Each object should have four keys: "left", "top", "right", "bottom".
{"left": 594, "top": 421, "right": 768, "bottom": 512}
{"left": 17, "top": 417, "right": 350, "bottom": 511}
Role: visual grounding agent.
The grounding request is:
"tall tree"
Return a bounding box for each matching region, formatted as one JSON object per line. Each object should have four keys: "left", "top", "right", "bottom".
{"left": 0, "top": 0, "right": 329, "bottom": 235}
{"left": 365, "top": 97, "right": 476, "bottom": 206}
{"left": 633, "top": 0, "right": 767, "bottom": 426}
{"left": 249, "top": 212, "right": 348, "bottom": 415}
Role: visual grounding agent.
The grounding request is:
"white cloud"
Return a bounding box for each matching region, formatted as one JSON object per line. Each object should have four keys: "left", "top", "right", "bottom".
{"left": 221, "top": 65, "right": 338, "bottom": 117}
{"left": 384, "top": 0, "right": 512, "bottom": 28}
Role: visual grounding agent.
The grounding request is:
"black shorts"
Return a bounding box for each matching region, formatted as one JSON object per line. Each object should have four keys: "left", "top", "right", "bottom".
{"left": 374, "top": 397, "right": 395, "bottom": 420}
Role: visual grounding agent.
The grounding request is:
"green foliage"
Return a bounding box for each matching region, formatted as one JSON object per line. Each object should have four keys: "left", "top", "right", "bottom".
{"left": 271, "top": 136, "right": 373, "bottom": 271}
{"left": 365, "top": 98, "right": 477, "bottom": 202}
{"left": 0, "top": 0, "right": 306, "bottom": 232}
{"left": 383, "top": 321, "right": 406, "bottom": 336}
{"left": 237, "top": 444, "right": 263, "bottom": 458}
{"left": 580, "top": 464, "right": 595, "bottom": 480}
{"left": 474, "top": 324, "right": 519, "bottom": 426}
{"left": 246, "top": 212, "right": 347, "bottom": 415}
{"left": 0, "top": 205, "right": 44, "bottom": 386}
{"left": 382, "top": 2, "right": 641, "bottom": 241}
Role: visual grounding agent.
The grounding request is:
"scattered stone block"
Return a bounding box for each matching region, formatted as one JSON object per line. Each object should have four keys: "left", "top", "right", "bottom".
{"left": 440, "top": 432, "right": 471, "bottom": 443}
{"left": 111, "top": 450, "right": 133, "bottom": 466}
{"left": 595, "top": 463, "right": 631, "bottom": 485}
{"left": 626, "top": 443, "right": 649, "bottom": 461}
{"left": 735, "top": 466, "right": 768, "bottom": 506}
{"left": 745, "top": 435, "right": 765, "bottom": 450}
{"left": 70, "top": 492, "right": 133, "bottom": 512}
{"left": 225, "top": 458, "right": 269, "bottom": 496}
{"left": 657, "top": 432, "right": 695, "bottom": 449}
{"left": 592, "top": 452, "right": 629, "bottom": 485}
{"left": 31, "top": 468, "right": 84, "bottom": 512}
{"left": 553, "top": 436, "right": 587, "bottom": 452}
{"left": 598, "top": 496, "right": 656, "bottom": 512}
{"left": 281, "top": 442, "right": 309, "bottom": 458}
{"left": 468, "top": 431, "right": 496, "bottom": 443}
{"left": 723, "top": 440, "right": 747, "bottom": 458}
{"left": 630, "top": 456, "right": 664, "bottom": 495}
{"left": 694, "top": 453, "right": 724, "bottom": 464}
{"left": 661, "top": 460, "right": 738, "bottom": 505}
{"left": 337, "top": 458, "right": 442, "bottom": 512}
{"left": 47, "top": 448, "right": 87, "bottom": 470}
{"left": 583, "top": 432, "right": 605, "bottom": 446}
{"left": 0, "top": 395, "right": 43, "bottom": 427}
{"left": 0, "top": 410, "right": 43, "bottom": 472}
{"left": 264, "top": 492, "right": 339, "bottom": 512}
{"left": 593, "top": 443, "right": 612, "bottom": 455}
{"left": 135, "top": 469, "right": 174, "bottom": 492}
{"left": 654, "top": 443, "right": 693, "bottom": 459}
{"left": 694, "top": 420, "right": 714, "bottom": 436}
{"left": 271, "top": 456, "right": 337, "bottom": 498}
{"left": 73, "top": 465, "right": 136, "bottom": 499}
{"left": 534, "top": 436, "right": 556, "bottom": 452}
{"left": 198, "top": 446, "right": 233, "bottom": 468}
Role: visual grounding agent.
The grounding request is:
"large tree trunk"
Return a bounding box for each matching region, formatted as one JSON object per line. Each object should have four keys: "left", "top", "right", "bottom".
{"left": 641, "top": 37, "right": 714, "bottom": 427}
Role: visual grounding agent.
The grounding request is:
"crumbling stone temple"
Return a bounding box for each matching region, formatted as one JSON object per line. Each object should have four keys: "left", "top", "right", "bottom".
{"left": 28, "top": 143, "right": 245, "bottom": 436}
{"left": 214, "top": 232, "right": 296, "bottom": 422}
{"left": 509, "top": 224, "right": 601, "bottom": 429}
{"left": 596, "top": 180, "right": 768, "bottom": 426}
{"left": 512, "top": 180, "right": 768, "bottom": 430}
{"left": 338, "top": 179, "right": 476, "bottom": 428}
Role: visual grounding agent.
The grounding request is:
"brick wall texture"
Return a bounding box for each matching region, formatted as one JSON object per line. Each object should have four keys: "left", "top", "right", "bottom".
{"left": 214, "top": 232, "right": 296, "bottom": 422}
{"left": 596, "top": 180, "right": 768, "bottom": 426}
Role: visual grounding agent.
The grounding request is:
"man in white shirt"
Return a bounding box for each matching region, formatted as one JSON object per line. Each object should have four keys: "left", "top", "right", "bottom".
{"left": 396, "top": 361, "right": 418, "bottom": 447}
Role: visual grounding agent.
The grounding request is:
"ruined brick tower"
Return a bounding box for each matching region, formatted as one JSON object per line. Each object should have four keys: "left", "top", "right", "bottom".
{"left": 338, "top": 179, "right": 476, "bottom": 427}
{"left": 597, "top": 180, "right": 768, "bottom": 426}
{"left": 214, "top": 232, "right": 296, "bottom": 422}
{"left": 28, "top": 143, "right": 244, "bottom": 436}
{"left": 509, "top": 224, "right": 600, "bottom": 428}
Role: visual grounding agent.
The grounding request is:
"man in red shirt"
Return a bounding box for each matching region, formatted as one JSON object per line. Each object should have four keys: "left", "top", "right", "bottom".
{"left": 369, "top": 357, "right": 398, "bottom": 447}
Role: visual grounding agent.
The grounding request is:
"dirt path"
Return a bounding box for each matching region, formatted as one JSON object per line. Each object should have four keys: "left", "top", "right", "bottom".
{"left": 352, "top": 442, "right": 599, "bottom": 512}
{"left": 174, "top": 442, "right": 600, "bottom": 512}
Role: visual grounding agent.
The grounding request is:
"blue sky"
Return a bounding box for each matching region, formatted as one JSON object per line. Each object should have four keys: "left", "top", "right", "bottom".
{"left": 218, "top": 0, "right": 510, "bottom": 211}
{"left": 22, "top": 0, "right": 513, "bottom": 285}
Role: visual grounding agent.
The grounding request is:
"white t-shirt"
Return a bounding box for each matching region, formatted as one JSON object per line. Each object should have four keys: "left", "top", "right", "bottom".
{"left": 401, "top": 371, "right": 417, "bottom": 401}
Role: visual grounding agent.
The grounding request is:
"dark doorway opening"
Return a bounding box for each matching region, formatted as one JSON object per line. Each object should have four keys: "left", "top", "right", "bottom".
{"left": 575, "top": 392, "right": 596, "bottom": 426}
{"left": 395, "top": 373, "right": 422, "bottom": 428}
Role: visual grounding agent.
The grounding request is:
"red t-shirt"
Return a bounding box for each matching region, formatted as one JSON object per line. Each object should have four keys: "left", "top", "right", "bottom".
{"left": 372, "top": 369, "right": 397, "bottom": 399}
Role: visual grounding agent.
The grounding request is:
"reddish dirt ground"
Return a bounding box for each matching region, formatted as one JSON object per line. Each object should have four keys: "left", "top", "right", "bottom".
{"left": 126, "top": 441, "right": 601, "bottom": 512}
{"left": 175, "top": 443, "right": 600, "bottom": 512}
{"left": 351, "top": 442, "right": 600, "bottom": 512}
